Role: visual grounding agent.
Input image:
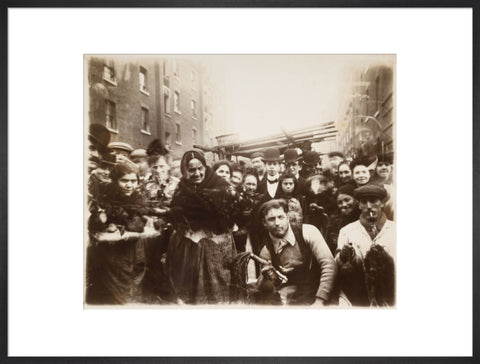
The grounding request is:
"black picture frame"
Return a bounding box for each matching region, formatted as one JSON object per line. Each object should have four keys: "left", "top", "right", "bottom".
{"left": 1, "top": 2, "right": 478, "bottom": 363}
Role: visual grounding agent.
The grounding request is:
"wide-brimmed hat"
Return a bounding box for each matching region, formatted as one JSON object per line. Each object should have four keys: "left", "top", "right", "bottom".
{"left": 328, "top": 151, "right": 345, "bottom": 159}
{"left": 354, "top": 185, "right": 388, "bottom": 200}
{"left": 284, "top": 148, "right": 301, "bottom": 163}
{"left": 263, "top": 147, "right": 282, "bottom": 162}
{"left": 302, "top": 151, "right": 320, "bottom": 166}
{"left": 108, "top": 141, "right": 134, "bottom": 153}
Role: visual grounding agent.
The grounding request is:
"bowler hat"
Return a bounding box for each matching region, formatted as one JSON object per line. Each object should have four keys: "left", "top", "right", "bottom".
{"left": 353, "top": 185, "right": 388, "bottom": 200}
{"left": 302, "top": 151, "right": 320, "bottom": 166}
{"left": 284, "top": 149, "right": 301, "bottom": 163}
{"left": 263, "top": 147, "right": 282, "bottom": 162}
{"left": 89, "top": 123, "right": 111, "bottom": 152}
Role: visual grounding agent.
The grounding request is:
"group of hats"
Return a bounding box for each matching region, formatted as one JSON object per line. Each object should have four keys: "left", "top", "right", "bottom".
{"left": 251, "top": 147, "right": 320, "bottom": 166}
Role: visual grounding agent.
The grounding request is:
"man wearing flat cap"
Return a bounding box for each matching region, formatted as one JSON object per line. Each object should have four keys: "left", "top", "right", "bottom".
{"left": 258, "top": 147, "right": 283, "bottom": 200}
{"left": 335, "top": 184, "right": 395, "bottom": 306}
{"left": 336, "top": 184, "right": 395, "bottom": 261}
{"left": 250, "top": 151, "right": 266, "bottom": 182}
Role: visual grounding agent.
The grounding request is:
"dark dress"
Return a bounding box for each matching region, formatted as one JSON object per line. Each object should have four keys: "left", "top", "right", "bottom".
{"left": 86, "top": 185, "right": 156, "bottom": 305}
{"left": 166, "top": 167, "right": 238, "bottom": 304}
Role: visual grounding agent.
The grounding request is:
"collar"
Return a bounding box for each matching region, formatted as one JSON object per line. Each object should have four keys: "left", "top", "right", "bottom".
{"left": 267, "top": 174, "right": 280, "bottom": 183}
{"left": 359, "top": 212, "right": 387, "bottom": 232}
{"left": 269, "top": 225, "right": 296, "bottom": 254}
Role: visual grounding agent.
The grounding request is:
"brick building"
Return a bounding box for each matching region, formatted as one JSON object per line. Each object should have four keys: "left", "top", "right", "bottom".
{"left": 86, "top": 55, "right": 223, "bottom": 159}
{"left": 336, "top": 64, "right": 395, "bottom": 159}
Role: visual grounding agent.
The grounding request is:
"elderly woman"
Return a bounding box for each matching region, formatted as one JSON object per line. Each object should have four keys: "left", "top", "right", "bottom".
{"left": 86, "top": 161, "right": 161, "bottom": 305}
{"left": 166, "top": 150, "right": 238, "bottom": 304}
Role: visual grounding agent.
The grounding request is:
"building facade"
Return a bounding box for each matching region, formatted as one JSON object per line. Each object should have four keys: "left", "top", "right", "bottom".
{"left": 87, "top": 55, "right": 222, "bottom": 159}
{"left": 336, "top": 65, "right": 395, "bottom": 159}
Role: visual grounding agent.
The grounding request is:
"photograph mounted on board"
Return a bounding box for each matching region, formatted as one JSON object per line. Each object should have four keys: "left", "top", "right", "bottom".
{"left": 84, "top": 54, "right": 396, "bottom": 308}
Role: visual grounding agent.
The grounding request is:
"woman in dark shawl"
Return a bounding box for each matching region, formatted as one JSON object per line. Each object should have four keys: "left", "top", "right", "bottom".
{"left": 166, "top": 150, "right": 238, "bottom": 304}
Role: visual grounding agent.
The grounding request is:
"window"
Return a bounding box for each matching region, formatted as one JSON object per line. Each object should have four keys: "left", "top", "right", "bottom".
{"left": 175, "top": 123, "right": 181, "bottom": 144}
{"left": 141, "top": 107, "right": 150, "bottom": 133}
{"left": 174, "top": 91, "right": 181, "bottom": 114}
{"left": 165, "top": 131, "right": 171, "bottom": 149}
{"left": 163, "top": 86, "right": 171, "bottom": 115}
{"left": 192, "top": 128, "right": 197, "bottom": 144}
{"left": 139, "top": 66, "right": 148, "bottom": 94}
{"left": 191, "top": 99, "right": 197, "bottom": 119}
{"left": 173, "top": 60, "right": 179, "bottom": 77}
{"left": 105, "top": 100, "right": 116, "bottom": 131}
{"left": 103, "top": 64, "right": 116, "bottom": 85}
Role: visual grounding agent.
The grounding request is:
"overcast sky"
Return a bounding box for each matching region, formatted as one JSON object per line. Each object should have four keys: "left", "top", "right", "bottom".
{"left": 201, "top": 54, "right": 394, "bottom": 141}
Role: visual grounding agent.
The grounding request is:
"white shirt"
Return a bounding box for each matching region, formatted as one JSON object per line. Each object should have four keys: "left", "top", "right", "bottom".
{"left": 266, "top": 174, "right": 280, "bottom": 198}
{"left": 337, "top": 219, "right": 396, "bottom": 263}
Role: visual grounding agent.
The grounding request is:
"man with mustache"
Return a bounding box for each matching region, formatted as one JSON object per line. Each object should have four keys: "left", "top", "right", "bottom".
{"left": 336, "top": 184, "right": 395, "bottom": 261}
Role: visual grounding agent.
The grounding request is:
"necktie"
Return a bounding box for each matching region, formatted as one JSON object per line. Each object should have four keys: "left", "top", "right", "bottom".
{"left": 268, "top": 179, "right": 278, "bottom": 184}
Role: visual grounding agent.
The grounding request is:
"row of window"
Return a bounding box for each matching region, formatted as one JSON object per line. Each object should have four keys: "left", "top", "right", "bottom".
{"left": 104, "top": 100, "right": 197, "bottom": 144}
{"left": 104, "top": 61, "right": 197, "bottom": 92}
{"left": 163, "top": 87, "right": 197, "bottom": 118}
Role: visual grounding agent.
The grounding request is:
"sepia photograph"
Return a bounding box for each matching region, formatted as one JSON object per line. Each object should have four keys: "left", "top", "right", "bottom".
{"left": 84, "top": 54, "right": 396, "bottom": 308}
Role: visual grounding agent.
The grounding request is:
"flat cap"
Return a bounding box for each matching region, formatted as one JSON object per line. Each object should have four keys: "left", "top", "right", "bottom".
{"left": 250, "top": 151, "right": 264, "bottom": 160}
{"left": 108, "top": 141, "right": 134, "bottom": 153}
{"left": 353, "top": 184, "right": 388, "bottom": 200}
{"left": 130, "top": 148, "right": 148, "bottom": 159}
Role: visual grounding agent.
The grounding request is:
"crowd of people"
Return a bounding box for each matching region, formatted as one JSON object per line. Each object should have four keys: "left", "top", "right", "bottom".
{"left": 86, "top": 123, "right": 396, "bottom": 307}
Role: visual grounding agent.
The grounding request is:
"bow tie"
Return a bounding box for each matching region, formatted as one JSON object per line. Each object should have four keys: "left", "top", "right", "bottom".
{"left": 267, "top": 179, "right": 279, "bottom": 184}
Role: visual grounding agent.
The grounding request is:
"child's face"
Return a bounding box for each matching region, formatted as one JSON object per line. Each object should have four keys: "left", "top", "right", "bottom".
{"left": 281, "top": 178, "right": 295, "bottom": 194}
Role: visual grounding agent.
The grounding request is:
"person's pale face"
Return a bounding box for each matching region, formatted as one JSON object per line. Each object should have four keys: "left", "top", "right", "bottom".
{"left": 231, "top": 171, "right": 243, "bottom": 186}
{"left": 338, "top": 164, "right": 352, "bottom": 183}
{"left": 376, "top": 162, "right": 391, "bottom": 179}
{"left": 215, "top": 164, "right": 231, "bottom": 181}
{"left": 353, "top": 165, "right": 370, "bottom": 186}
{"left": 243, "top": 175, "right": 258, "bottom": 196}
{"left": 311, "top": 178, "right": 328, "bottom": 194}
{"left": 251, "top": 157, "right": 265, "bottom": 174}
{"left": 263, "top": 207, "right": 289, "bottom": 238}
{"left": 337, "top": 193, "right": 356, "bottom": 216}
{"left": 151, "top": 156, "right": 170, "bottom": 181}
{"left": 359, "top": 196, "right": 384, "bottom": 222}
{"left": 186, "top": 158, "right": 206, "bottom": 185}
{"left": 118, "top": 173, "right": 138, "bottom": 197}
{"left": 286, "top": 161, "right": 300, "bottom": 175}
{"left": 265, "top": 161, "right": 280, "bottom": 176}
{"left": 281, "top": 178, "right": 295, "bottom": 195}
